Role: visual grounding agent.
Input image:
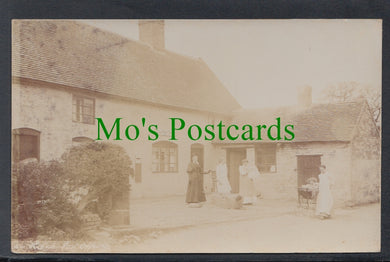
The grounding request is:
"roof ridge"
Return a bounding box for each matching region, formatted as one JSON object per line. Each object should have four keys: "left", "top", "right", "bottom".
{"left": 76, "top": 21, "right": 205, "bottom": 64}
{"left": 233, "top": 100, "right": 364, "bottom": 112}
{"left": 160, "top": 48, "right": 203, "bottom": 63}
{"left": 75, "top": 20, "right": 141, "bottom": 45}
{"left": 313, "top": 100, "right": 365, "bottom": 106}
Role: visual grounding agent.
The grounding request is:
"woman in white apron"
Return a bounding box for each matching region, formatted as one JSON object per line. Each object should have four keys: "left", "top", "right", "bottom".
{"left": 316, "top": 165, "right": 334, "bottom": 218}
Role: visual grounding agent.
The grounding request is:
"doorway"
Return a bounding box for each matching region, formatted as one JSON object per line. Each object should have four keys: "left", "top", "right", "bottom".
{"left": 12, "top": 128, "right": 40, "bottom": 162}
{"left": 296, "top": 155, "right": 322, "bottom": 187}
{"left": 227, "top": 148, "right": 246, "bottom": 193}
{"left": 190, "top": 143, "right": 204, "bottom": 170}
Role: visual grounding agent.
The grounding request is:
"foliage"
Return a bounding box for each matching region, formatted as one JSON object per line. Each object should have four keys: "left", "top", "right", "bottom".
{"left": 12, "top": 142, "right": 132, "bottom": 240}
{"left": 321, "top": 81, "right": 381, "bottom": 128}
{"left": 61, "top": 142, "right": 132, "bottom": 221}
{"left": 12, "top": 159, "right": 82, "bottom": 240}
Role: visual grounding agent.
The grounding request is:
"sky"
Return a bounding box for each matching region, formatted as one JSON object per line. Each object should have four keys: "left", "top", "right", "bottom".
{"left": 81, "top": 19, "right": 382, "bottom": 108}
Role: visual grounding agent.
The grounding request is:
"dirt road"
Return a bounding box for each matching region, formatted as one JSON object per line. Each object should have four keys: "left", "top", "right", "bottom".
{"left": 114, "top": 203, "right": 380, "bottom": 253}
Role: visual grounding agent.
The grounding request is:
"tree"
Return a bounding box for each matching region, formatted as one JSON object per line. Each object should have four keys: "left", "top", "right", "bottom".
{"left": 321, "top": 81, "right": 381, "bottom": 128}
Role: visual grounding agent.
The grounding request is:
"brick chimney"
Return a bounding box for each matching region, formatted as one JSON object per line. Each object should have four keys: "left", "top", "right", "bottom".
{"left": 139, "top": 20, "right": 165, "bottom": 50}
{"left": 297, "top": 86, "right": 312, "bottom": 108}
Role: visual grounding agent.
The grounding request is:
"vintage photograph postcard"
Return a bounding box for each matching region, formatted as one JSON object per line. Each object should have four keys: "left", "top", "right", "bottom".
{"left": 11, "top": 19, "right": 381, "bottom": 253}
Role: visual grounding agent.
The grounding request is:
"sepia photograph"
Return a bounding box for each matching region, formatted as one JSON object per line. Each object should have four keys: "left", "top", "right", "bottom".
{"left": 11, "top": 19, "right": 381, "bottom": 253}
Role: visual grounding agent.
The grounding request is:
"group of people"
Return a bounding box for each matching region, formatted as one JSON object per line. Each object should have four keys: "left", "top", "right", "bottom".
{"left": 185, "top": 155, "right": 260, "bottom": 207}
{"left": 185, "top": 155, "right": 334, "bottom": 219}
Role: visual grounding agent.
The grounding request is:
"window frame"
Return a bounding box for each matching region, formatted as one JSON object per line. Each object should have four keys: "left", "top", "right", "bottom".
{"left": 72, "top": 94, "right": 95, "bottom": 125}
{"left": 152, "top": 141, "right": 178, "bottom": 173}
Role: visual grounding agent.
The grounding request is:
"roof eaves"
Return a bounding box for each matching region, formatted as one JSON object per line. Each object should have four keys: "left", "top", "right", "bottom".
{"left": 211, "top": 139, "right": 351, "bottom": 145}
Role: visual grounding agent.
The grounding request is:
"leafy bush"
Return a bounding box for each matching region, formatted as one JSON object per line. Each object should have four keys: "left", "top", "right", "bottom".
{"left": 12, "top": 159, "right": 81, "bottom": 240}
{"left": 12, "top": 142, "right": 132, "bottom": 240}
{"left": 61, "top": 142, "right": 132, "bottom": 221}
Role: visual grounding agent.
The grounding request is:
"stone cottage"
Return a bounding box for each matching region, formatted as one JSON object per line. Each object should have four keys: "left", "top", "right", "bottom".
{"left": 214, "top": 86, "right": 381, "bottom": 207}
{"left": 12, "top": 20, "right": 380, "bottom": 213}
{"left": 12, "top": 20, "right": 240, "bottom": 201}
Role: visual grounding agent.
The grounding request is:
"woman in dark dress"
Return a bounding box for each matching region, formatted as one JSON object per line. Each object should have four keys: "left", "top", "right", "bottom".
{"left": 186, "top": 155, "right": 208, "bottom": 204}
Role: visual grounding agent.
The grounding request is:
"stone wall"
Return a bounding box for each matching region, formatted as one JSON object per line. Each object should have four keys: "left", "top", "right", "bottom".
{"left": 254, "top": 141, "right": 352, "bottom": 207}
{"left": 12, "top": 82, "right": 74, "bottom": 160}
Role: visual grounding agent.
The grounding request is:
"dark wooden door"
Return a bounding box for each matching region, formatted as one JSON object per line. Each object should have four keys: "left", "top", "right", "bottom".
{"left": 227, "top": 148, "right": 246, "bottom": 193}
{"left": 12, "top": 129, "right": 40, "bottom": 162}
{"left": 297, "top": 155, "right": 321, "bottom": 187}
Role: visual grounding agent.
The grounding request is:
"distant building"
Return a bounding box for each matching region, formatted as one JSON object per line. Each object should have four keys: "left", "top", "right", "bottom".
{"left": 12, "top": 20, "right": 380, "bottom": 209}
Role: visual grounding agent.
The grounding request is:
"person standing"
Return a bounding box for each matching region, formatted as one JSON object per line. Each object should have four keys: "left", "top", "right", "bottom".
{"left": 186, "top": 155, "right": 208, "bottom": 205}
{"left": 316, "top": 165, "right": 334, "bottom": 219}
{"left": 215, "top": 157, "right": 232, "bottom": 194}
{"left": 239, "top": 159, "right": 257, "bottom": 204}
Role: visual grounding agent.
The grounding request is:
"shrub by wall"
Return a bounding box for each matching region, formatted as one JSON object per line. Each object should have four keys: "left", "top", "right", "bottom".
{"left": 61, "top": 142, "right": 132, "bottom": 222}
{"left": 12, "top": 159, "right": 81, "bottom": 240}
{"left": 12, "top": 142, "right": 133, "bottom": 240}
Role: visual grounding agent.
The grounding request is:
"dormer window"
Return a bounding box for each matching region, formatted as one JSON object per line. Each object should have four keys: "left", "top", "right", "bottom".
{"left": 72, "top": 95, "right": 95, "bottom": 124}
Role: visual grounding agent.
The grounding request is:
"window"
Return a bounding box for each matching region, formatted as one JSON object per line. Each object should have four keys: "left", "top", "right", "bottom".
{"left": 152, "top": 141, "right": 178, "bottom": 173}
{"left": 12, "top": 128, "right": 40, "bottom": 162}
{"left": 255, "top": 144, "right": 277, "bottom": 173}
{"left": 72, "top": 95, "right": 95, "bottom": 124}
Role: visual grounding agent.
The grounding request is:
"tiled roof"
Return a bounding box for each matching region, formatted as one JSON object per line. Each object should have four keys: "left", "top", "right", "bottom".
{"left": 216, "top": 101, "right": 365, "bottom": 143}
{"left": 12, "top": 20, "right": 241, "bottom": 114}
